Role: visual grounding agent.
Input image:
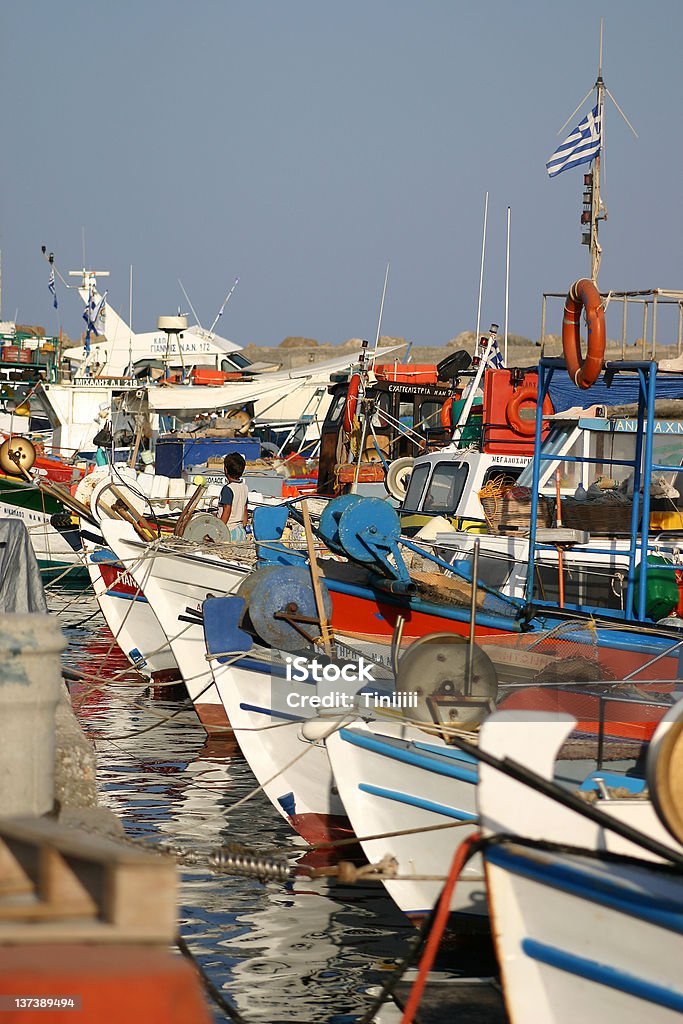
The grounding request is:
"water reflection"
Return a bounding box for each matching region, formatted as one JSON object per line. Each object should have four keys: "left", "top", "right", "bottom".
{"left": 54, "top": 589, "right": 413, "bottom": 1023}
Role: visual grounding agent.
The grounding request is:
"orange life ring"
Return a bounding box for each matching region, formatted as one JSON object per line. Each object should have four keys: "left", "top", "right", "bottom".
{"left": 440, "top": 396, "right": 454, "bottom": 429}
{"left": 506, "top": 385, "right": 553, "bottom": 437}
{"left": 343, "top": 373, "right": 362, "bottom": 433}
{"left": 562, "top": 278, "right": 606, "bottom": 389}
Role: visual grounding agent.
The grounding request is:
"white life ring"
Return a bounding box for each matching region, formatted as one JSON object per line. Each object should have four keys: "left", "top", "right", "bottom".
{"left": 385, "top": 456, "right": 414, "bottom": 502}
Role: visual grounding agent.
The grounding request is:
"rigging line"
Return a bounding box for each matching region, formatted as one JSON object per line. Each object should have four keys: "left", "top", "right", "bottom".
{"left": 226, "top": 719, "right": 347, "bottom": 814}
{"left": 305, "top": 817, "right": 475, "bottom": 852}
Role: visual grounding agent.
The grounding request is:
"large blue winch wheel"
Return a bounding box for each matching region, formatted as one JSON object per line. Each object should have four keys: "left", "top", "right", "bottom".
{"left": 246, "top": 564, "right": 333, "bottom": 652}
{"left": 337, "top": 497, "right": 401, "bottom": 564}
{"left": 318, "top": 494, "right": 365, "bottom": 555}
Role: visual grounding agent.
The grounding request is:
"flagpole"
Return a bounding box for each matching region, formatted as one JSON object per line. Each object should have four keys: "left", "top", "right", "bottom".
{"left": 474, "top": 192, "right": 488, "bottom": 344}
{"left": 504, "top": 206, "right": 511, "bottom": 365}
{"left": 590, "top": 20, "right": 606, "bottom": 283}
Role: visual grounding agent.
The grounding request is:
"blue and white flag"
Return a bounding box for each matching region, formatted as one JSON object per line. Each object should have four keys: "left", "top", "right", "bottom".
{"left": 487, "top": 336, "right": 505, "bottom": 370}
{"left": 48, "top": 267, "right": 58, "bottom": 309}
{"left": 546, "top": 105, "right": 601, "bottom": 178}
{"left": 83, "top": 289, "right": 107, "bottom": 352}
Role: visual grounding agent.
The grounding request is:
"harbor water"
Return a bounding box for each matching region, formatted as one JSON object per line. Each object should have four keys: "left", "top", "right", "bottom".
{"left": 51, "top": 585, "right": 417, "bottom": 1024}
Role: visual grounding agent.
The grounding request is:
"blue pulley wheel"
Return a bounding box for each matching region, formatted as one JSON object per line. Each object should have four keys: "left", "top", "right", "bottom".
{"left": 318, "top": 494, "right": 365, "bottom": 554}
{"left": 236, "top": 565, "right": 279, "bottom": 606}
{"left": 337, "top": 497, "right": 401, "bottom": 564}
{"left": 248, "top": 565, "right": 333, "bottom": 651}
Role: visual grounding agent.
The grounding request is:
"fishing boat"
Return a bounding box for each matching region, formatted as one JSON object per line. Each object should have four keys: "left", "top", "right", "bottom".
{"left": 476, "top": 705, "right": 683, "bottom": 1022}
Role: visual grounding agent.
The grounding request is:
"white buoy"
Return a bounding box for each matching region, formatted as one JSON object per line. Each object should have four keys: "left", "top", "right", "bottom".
{"left": 0, "top": 614, "right": 65, "bottom": 815}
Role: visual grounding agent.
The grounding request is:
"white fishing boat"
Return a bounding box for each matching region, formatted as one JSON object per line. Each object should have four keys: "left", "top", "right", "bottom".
{"left": 476, "top": 707, "right": 683, "bottom": 1023}
{"left": 99, "top": 517, "right": 251, "bottom": 732}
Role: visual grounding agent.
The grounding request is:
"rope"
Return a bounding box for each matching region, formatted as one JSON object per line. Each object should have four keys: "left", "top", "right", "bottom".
{"left": 399, "top": 832, "right": 481, "bottom": 1024}
{"left": 176, "top": 934, "right": 250, "bottom": 1024}
{"left": 225, "top": 719, "right": 346, "bottom": 813}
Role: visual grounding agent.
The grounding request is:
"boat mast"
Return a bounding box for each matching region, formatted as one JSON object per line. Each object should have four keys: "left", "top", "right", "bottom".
{"left": 583, "top": 22, "right": 607, "bottom": 283}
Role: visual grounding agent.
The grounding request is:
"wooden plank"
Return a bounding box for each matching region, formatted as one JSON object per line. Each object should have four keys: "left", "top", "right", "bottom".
{"left": 0, "top": 818, "right": 177, "bottom": 943}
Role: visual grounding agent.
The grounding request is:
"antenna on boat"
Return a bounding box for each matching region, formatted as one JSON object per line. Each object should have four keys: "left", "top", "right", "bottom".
{"left": 504, "top": 206, "right": 511, "bottom": 365}
{"left": 474, "top": 192, "right": 488, "bottom": 342}
{"left": 370, "top": 261, "right": 390, "bottom": 364}
{"left": 178, "top": 279, "right": 205, "bottom": 331}
{"left": 207, "top": 277, "right": 240, "bottom": 338}
{"left": 128, "top": 265, "right": 134, "bottom": 376}
{"left": 349, "top": 262, "right": 390, "bottom": 492}
{"left": 551, "top": 19, "right": 637, "bottom": 283}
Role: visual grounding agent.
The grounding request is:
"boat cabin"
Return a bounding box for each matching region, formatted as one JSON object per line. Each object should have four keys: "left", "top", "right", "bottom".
{"left": 400, "top": 449, "right": 530, "bottom": 534}
{"left": 317, "top": 366, "right": 455, "bottom": 495}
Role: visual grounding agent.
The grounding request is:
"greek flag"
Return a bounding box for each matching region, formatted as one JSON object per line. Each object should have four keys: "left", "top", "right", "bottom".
{"left": 546, "top": 105, "right": 601, "bottom": 178}
{"left": 48, "top": 267, "right": 58, "bottom": 309}
{"left": 83, "top": 289, "right": 107, "bottom": 353}
{"left": 487, "top": 336, "right": 505, "bottom": 370}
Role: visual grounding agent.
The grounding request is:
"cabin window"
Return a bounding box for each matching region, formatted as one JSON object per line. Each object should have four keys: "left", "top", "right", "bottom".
{"left": 326, "top": 391, "right": 347, "bottom": 426}
{"left": 222, "top": 353, "right": 251, "bottom": 371}
{"left": 417, "top": 400, "right": 444, "bottom": 434}
{"left": 422, "top": 461, "right": 470, "bottom": 514}
{"left": 398, "top": 401, "right": 414, "bottom": 430}
{"left": 402, "top": 462, "right": 431, "bottom": 512}
{"left": 481, "top": 467, "right": 524, "bottom": 489}
{"left": 371, "top": 391, "right": 392, "bottom": 429}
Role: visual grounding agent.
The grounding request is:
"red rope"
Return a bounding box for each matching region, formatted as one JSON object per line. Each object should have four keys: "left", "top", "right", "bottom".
{"left": 399, "top": 831, "right": 481, "bottom": 1024}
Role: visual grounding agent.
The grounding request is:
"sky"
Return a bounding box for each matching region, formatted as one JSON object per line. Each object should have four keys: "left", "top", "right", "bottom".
{"left": 1, "top": 0, "right": 681, "bottom": 349}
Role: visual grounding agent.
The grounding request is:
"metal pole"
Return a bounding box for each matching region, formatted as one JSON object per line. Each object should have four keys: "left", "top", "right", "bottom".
{"left": 465, "top": 538, "right": 480, "bottom": 696}
{"left": 651, "top": 291, "right": 658, "bottom": 359}
{"left": 540, "top": 294, "right": 547, "bottom": 356}
{"left": 641, "top": 302, "right": 648, "bottom": 358}
{"left": 621, "top": 294, "right": 628, "bottom": 359}
{"left": 504, "top": 206, "right": 511, "bottom": 366}
{"left": 678, "top": 302, "right": 683, "bottom": 356}
{"left": 475, "top": 193, "right": 488, "bottom": 343}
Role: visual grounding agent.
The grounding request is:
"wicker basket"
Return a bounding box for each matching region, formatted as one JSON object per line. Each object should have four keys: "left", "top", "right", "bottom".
{"left": 560, "top": 497, "right": 633, "bottom": 535}
{"left": 480, "top": 484, "right": 553, "bottom": 534}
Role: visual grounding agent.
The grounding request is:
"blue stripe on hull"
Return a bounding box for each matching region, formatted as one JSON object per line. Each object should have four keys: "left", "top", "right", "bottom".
{"left": 522, "top": 937, "right": 683, "bottom": 1014}
{"left": 358, "top": 782, "right": 477, "bottom": 822}
{"left": 339, "top": 728, "right": 478, "bottom": 785}
{"left": 486, "top": 845, "right": 683, "bottom": 935}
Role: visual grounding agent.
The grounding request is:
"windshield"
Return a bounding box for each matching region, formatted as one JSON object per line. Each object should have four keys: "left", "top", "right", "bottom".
{"left": 402, "top": 461, "right": 430, "bottom": 512}
{"left": 223, "top": 352, "right": 251, "bottom": 370}
{"left": 421, "top": 461, "right": 469, "bottom": 514}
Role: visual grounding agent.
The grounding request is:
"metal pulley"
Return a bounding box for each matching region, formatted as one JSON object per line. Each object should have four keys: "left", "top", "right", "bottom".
{"left": 182, "top": 513, "right": 231, "bottom": 544}
{"left": 0, "top": 436, "right": 36, "bottom": 477}
{"left": 395, "top": 632, "right": 498, "bottom": 727}
{"left": 247, "top": 564, "right": 332, "bottom": 652}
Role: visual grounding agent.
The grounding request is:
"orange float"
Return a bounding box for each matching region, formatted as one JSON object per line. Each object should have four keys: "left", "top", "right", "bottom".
{"left": 562, "top": 278, "right": 606, "bottom": 389}
{"left": 343, "top": 373, "right": 362, "bottom": 433}
{"left": 505, "top": 385, "right": 553, "bottom": 437}
{"left": 440, "top": 396, "right": 454, "bottom": 430}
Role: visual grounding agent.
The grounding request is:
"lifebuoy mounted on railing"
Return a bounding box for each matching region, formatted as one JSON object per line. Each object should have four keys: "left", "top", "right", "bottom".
{"left": 562, "top": 278, "right": 606, "bottom": 389}
{"left": 343, "top": 373, "right": 362, "bottom": 433}
{"left": 505, "top": 385, "right": 553, "bottom": 437}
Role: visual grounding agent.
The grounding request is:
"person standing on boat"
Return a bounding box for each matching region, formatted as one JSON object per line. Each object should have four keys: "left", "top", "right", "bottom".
{"left": 218, "top": 453, "right": 249, "bottom": 541}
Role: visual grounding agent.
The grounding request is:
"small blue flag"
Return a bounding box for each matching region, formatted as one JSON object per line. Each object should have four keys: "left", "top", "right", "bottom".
{"left": 83, "top": 289, "right": 107, "bottom": 352}
{"left": 48, "top": 267, "right": 58, "bottom": 309}
{"left": 546, "top": 105, "right": 601, "bottom": 178}
{"left": 487, "top": 336, "right": 505, "bottom": 370}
